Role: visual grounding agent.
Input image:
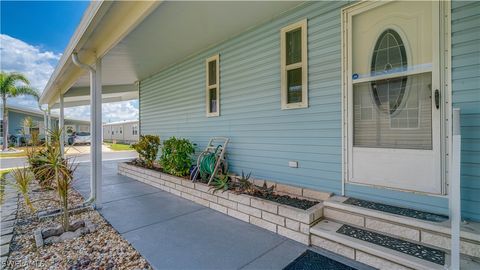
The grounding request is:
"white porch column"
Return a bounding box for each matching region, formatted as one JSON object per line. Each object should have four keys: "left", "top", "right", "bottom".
{"left": 450, "top": 108, "right": 461, "bottom": 270}
{"left": 59, "top": 94, "right": 65, "bottom": 157}
{"left": 47, "top": 107, "right": 52, "bottom": 144}
{"left": 91, "top": 57, "right": 103, "bottom": 208}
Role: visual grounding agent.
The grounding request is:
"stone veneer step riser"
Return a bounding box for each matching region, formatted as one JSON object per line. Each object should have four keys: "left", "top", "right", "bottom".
{"left": 323, "top": 206, "right": 480, "bottom": 259}
{"left": 310, "top": 220, "right": 450, "bottom": 270}
{"left": 118, "top": 162, "right": 324, "bottom": 245}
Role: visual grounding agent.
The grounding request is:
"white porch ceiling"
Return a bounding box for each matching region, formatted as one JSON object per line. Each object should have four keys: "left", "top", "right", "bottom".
{"left": 45, "top": 1, "right": 302, "bottom": 107}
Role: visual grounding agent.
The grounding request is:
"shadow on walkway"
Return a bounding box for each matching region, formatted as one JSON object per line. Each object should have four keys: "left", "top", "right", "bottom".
{"left": 73, "top": 160, "right": 371, "bottom": 270}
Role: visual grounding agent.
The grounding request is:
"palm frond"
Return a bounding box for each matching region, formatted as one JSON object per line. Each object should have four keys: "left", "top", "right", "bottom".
{"left": 1, "top": 72, "right": 30, "bottom": 95}
{"left": 10, "top": 85, "right": 38, "bottom": 98}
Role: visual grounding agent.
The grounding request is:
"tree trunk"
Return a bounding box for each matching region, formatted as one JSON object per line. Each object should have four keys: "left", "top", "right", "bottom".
{"left": 2, "top": 96, "right": 8, "bottom": 151}
{"left": 63, "top": 191, "right": 69, "bottom": 231}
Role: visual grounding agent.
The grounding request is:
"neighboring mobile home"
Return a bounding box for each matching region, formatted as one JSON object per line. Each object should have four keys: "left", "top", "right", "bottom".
{"left": 0, "top": 104, "right": 89, "bottom": 144}
{"left": 103, "top": 120, "right": 139, "bottom": 144}
{"left": 39, "top": 1, "right": 480, "bottom": 268}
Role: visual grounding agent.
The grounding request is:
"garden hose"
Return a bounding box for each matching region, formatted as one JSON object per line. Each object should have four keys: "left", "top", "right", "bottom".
{"left": 199, "top": 145, "right": 222, "bottom": 177}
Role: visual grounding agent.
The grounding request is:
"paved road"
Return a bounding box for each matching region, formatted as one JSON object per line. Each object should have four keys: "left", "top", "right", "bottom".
{"left": 72, "top": 161, "right": 372, "bottom": 270}
{"left": 0, "top": 151, "right": 137, "bottom": 169}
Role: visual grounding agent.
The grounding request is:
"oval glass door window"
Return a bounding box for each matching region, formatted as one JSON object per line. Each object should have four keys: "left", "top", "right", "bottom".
{"left": 370, "top": 29, "right": 408, "bottom": 115}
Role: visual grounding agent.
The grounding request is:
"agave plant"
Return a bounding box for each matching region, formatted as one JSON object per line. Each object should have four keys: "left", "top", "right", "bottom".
{"left": 9, "top": 167, "right": 35, "bottom": 212}
{"left": 234, "top": 171, "right": 253, "bottom": 193}
{"left": 36, "top": 129, "right": 77, "bottom": 231}
{"left": 210, "top": 174, "right": 231, "bottom": 194}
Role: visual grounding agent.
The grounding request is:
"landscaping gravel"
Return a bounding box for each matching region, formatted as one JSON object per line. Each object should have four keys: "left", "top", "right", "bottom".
{"left": 6, "top": 185, "right": 151, "bottom": 270}
{"left": 254, "top": 193, "right": 319, "bottom": 210}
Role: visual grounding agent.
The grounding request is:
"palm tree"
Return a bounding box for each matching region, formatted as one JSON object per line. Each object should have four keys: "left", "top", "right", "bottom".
{"left": 1, "top": 71, "right": 38, "bottom": 151}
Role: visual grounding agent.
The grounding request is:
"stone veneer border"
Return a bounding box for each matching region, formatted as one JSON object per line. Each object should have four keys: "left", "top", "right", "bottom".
{"left": 118, "top": 162, "right": 325, "bottom": 245}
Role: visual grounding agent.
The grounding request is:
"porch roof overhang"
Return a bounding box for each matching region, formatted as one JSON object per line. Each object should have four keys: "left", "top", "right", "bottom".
{"left": 40, "top": 1, "right": 302, "bottom": 107}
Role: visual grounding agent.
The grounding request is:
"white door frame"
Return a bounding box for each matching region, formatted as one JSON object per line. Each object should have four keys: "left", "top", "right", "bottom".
{"left": 341, "top": 0, "right": 452, "bottom": 196}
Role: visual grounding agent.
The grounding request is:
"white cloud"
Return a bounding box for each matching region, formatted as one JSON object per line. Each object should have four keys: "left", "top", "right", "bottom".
{"left": 56, "top": 100, "right": 139, "bottom": 123}
{"left": 0, "top": 34, "right": 60, "bottom": 91}
{"left": 1, "top": 34, "right": 138, "bottom": 122}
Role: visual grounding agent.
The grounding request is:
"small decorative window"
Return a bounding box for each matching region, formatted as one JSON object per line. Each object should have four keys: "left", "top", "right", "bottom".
{"left": 370, "top": 29, "right": 408, "bottom": 115}
{"left": 281, "top": 19, "right": 308, "bottom": 109}
{"left": 206, "top": 54, "right": 220, "bottom": 117}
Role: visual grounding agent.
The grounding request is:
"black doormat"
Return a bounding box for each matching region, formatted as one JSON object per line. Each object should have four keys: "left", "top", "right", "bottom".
{"left": 337, "top": 224, "right": 445, "bottom": 265}
{"left": 283, "top": 250, "right": 357, "bottom": 270}
{"left": 343, "top": 198, "right": 448, "bottom": 222}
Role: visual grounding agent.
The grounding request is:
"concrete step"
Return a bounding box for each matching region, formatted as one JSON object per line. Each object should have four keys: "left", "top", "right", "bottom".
{"left": 310, "top": 219, "right": 480, "bottom": 270}
{"left": 323, "top": 196, "right": 480, "bottom": 258}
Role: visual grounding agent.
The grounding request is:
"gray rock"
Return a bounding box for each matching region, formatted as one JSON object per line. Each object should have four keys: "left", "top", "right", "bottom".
{"left": 42, "top": 225, "right": 64, "bottom": 238}
{"left": 34, "top": 229, "right": 44, "bottom": 248}
{"left": 85, "top": 220, "right": 97, "bottom": 233}
{"left": 70, "top": 219, "right": 85, "bottom": 231}
{"left": 58, "top": 231, "right": 77, "bottom": 242}
{"left": 43, "top": 235, "right": 59, "bottom": 245}
{"left": 44, "top": 227, "right": 88, "bottom": 245}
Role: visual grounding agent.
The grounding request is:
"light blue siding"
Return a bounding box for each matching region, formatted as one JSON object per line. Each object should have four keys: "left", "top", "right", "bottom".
{"left": 140, "top": 1, "right": 480, "bottom": 221}
{"left": 8, "top": 111, "right": 45, "bottom": 135}
{"left": 141, "top": 1, "right": 346, "bottom": 194}
{"left": 451, "top": 1, "right": 480, "bottom": 221}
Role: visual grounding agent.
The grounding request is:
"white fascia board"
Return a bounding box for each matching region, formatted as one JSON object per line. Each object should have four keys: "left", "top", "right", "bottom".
{"left": 40, "top": 1, "right": 161, "bottom": 106}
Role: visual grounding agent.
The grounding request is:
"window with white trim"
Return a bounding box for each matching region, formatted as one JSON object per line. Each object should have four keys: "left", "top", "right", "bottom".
{"left": 206, "top": 54, "right": 220, "bottom": 117}
{"left": 281, "top": 19, "right": 308, "bottom": 109}
{"left": 132, "top": 124, "right": 138, "bottom": 135}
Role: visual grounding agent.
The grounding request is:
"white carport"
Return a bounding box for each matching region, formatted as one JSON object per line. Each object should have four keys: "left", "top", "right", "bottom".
{"left": 39, "top": 0, "right": 302, "bottom": 207}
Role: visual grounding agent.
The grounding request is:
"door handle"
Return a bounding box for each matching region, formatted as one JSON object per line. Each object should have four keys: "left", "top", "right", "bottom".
{"left": 435, "top": 89, "right": 440, "bottom": 109}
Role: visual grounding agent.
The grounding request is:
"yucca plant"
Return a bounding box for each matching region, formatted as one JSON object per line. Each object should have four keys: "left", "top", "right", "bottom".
{"left": 36, "top": 129, "right": 77, "bottom": 231}
{"left": 29, "top": 128, "right": 63, "bottom": 189}
{"left": 10, "top": 167, "right": 35, "bottom": 212}
{"left": 24, "top": 117, "right": 41, "bottom": 163}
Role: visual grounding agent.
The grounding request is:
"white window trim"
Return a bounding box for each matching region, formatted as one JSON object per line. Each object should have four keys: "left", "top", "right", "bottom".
{"left": 281, "top": 19, "right": 308, "bottom": 110}
{"left": 206, "top": 54, "right": 220, "bottom": 117}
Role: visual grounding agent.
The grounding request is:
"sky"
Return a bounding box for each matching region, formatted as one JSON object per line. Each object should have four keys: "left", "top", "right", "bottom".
{"left": 0, "top": 1, "right": 139, "bottom": 123}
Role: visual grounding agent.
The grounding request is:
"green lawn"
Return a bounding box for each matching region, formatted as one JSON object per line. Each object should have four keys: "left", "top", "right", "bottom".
{"left": 0, "top": 169, "right": 11, "bottom": 204}
{"left": 105, "top": 143, "right": 133, "bottom": 151}
{"left": 0, "top": 149, "right": 27, "bottom": 158}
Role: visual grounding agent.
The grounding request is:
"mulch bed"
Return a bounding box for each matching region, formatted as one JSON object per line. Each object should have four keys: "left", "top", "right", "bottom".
{"left": 6, "top": 184, "right": 152, "bottom": 270}
{"left": 252, "top": 192, "right": 318, "bottom": 210}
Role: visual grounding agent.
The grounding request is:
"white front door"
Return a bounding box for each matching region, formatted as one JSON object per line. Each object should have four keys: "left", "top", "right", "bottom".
{"left": 344, "top": 1, "right": 442, "bottom": 194}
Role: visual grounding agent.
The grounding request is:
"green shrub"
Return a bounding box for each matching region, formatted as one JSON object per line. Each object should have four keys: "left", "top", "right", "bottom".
{"left": 132, "top": 135, "right": 161, "bottom": 168}
{"left": 160, "top": 137, "right": 195, "bottom": 176}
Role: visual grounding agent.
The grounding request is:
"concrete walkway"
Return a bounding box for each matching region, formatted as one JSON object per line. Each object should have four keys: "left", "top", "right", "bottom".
{"left": 73, "top": 160, "right": 370, "bottom": 270}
